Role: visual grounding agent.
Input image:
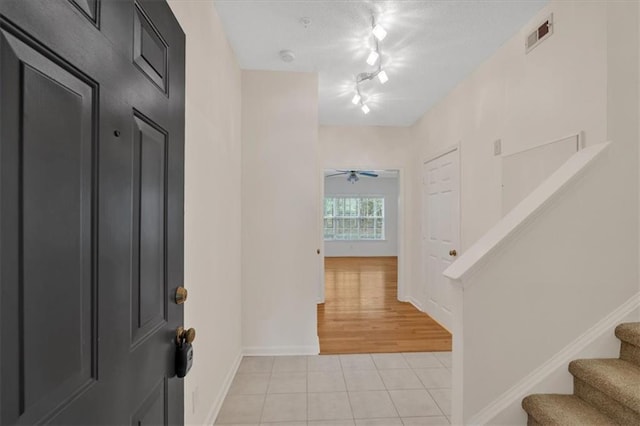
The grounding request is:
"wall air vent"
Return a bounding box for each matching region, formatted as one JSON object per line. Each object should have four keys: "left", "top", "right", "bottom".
{"left": 526, "top": 14, "right": 553, "bottom": 53}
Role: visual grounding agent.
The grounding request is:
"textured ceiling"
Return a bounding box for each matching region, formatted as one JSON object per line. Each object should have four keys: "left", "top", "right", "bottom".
{"left": 214, "top": 0, "right": 548, "bottom": 127}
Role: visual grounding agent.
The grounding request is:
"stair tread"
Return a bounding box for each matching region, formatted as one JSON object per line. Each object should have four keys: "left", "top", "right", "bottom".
{"left": 616, "top": 322, "right": 640, "bottom": 347}
{"left": 522, "top": 394, "right": 617, "bottom": 425}
{"left": 569, "top": 358, "right": 640, "bottom": 413}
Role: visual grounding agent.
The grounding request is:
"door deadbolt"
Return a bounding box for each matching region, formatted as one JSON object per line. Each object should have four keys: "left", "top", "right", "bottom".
{"left": 175, "top": 286, "right": 188, "bottom": 304}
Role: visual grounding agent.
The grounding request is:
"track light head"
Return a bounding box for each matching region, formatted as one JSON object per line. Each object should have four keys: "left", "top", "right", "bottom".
{"left": 366, "top": 50, "right": 379, "bottom": 66}
{"left": 372, "top": 24, "right": 387, "bottom": 41}
{"left": 377, "top": 70, "right": 389, "bottom": 84}
{"left": 361, "top": 104, "right": 370, "bottom": 114}
{"left": 352, "top": 93, "right": 361, "bottom": 105}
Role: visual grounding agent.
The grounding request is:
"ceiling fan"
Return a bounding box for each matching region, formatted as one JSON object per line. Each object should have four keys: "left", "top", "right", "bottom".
{"left": 325, "top": 170, "right": 379, "bottom": 183}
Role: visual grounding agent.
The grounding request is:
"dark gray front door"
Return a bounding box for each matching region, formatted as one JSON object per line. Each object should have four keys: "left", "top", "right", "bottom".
{"left": 0, "top": 1, "right": 185, "bottom": 424}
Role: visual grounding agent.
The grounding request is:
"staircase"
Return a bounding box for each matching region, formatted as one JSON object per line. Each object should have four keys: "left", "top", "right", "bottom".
{"left": 522, "top": 322, "right": 640, "bottom": 425}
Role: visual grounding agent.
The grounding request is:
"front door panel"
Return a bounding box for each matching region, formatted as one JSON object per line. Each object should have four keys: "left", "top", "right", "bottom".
{"left": 0, "top": 1, "right": 185, "bottom": 424}
{"left": 132, "top": 113, "right": 168, "bottom": 346}
{"left": 0, "top": 22, "right": 98, "bottom": 425}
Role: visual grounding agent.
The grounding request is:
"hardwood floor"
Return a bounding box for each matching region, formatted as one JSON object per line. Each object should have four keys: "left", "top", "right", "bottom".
{"left": 318, "top": 256, "right": 452, "bottom": 354}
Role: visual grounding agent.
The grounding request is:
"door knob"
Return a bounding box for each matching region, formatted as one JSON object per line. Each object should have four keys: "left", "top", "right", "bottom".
{"left": 176, "top": 326, "right": 196, "bottom": 344}
{"left": 449, "top": 249, "right": 457, "bottom": 257}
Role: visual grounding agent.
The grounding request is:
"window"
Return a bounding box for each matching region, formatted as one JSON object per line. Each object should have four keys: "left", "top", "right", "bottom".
{"left": 324, "top": 196, "right": 384, "bottom": 240}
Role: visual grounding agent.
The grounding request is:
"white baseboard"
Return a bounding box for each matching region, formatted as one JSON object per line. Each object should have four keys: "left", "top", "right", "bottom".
{"left": 201, "top": 336, "right": 322, "bottom": 424}
{"left": 406, "top": 295, "right": 452, "bottom": 333}
{"left": 244, "top": 337, "right": 320, "bottom": 356}
{"left": 469, "top": 292, "right": 640, "bottom": 425}
{"left": 204, "top": 350, "right": 243, "bottom": 426}
{"left": 407, "top": 296, "right": 424, "bottom": 312}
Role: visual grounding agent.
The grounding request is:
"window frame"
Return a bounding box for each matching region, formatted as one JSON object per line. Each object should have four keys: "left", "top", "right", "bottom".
{"left": 323, "top": 195, "right": 385, "bottom": 241}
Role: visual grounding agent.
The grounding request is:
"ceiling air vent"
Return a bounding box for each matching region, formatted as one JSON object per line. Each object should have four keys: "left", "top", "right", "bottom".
{"left": 526, "top": 14, "right": 553, "bottom": 53}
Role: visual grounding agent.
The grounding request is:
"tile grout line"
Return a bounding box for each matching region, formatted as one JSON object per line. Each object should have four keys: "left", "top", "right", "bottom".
{"left": 257, "top": 357, "right": 274, "bottom": 424}
{"left": 384, "top": 365, "right": 403, "bottom": 421}
{"left": 224, "top": 353, "right": 451, "bottom": 425}
{"left": 340, "top": 355, "right": 357, "bottom": 424}
{"left": 426, "top": 387, "right": 448, "bottom": 419}
{"left": 376, "top": 354, "right": 403, "bottom": 421}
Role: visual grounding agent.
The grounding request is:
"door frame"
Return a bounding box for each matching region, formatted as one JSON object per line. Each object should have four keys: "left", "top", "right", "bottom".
{"left": 421, "top": 145, "right": 461, "bottom": 332}
{"left": 318, "top": 167, "right": 407, "bottom": 303}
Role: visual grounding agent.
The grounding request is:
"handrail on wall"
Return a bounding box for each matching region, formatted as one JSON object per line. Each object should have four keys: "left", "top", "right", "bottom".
{"left": 443, "top": 141, "right": 611, "bottom": 285}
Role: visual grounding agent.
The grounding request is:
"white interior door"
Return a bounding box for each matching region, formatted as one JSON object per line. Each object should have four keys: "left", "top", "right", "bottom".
{"left": 422, "top": 149, "right": 459, "bottom": 331}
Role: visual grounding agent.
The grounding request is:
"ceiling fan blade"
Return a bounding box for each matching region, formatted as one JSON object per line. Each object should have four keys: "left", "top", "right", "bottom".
{"left": 325, "top": 172, "right": 349, "bottom": 178}
{"left": 358, "top": 171, "right": 379, "bottom": 177}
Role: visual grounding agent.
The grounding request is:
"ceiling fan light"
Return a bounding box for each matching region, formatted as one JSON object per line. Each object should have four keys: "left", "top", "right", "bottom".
{"left": 366, "top": 50, "right": 379, "bottom": 66}
{"left": 372, "top": 24, "right": 387, "bottom": 41}
{"left": 348, "top": 173, "right": 359, "bottom": 183}
{"left": 361, "top": 104, "right": 370, "bottom": 114}
{"left": 352, "top": 93, "right": 361, "bottom": 105}
{"left": 377, "top": 70, "right": 389, "bottom": 84}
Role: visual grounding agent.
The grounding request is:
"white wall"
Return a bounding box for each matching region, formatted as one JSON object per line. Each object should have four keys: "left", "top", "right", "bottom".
{"left": 320, "top": 126, "right": 414, "bottom": 169}
{"left": 455, "top": 144, "right": 638, "bottom": 422}
{"left": 324, "top": 176, "right": 399, "bottom": 257}
{"left": 167, "top": 2, "right": 243, "bottom": 425}
{"left": 407, "top": 0, "right": 611, "bottom": 317}
{"left": 242, "top": 70, "right": 320, "bottom": 355}
{"left": 409, "top": 0, "right": 638, "bottom": 423}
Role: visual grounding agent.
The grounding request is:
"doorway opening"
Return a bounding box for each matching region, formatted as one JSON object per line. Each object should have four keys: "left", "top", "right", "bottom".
{"left": 317, "top": 169, "right": 450, "bottom": 354}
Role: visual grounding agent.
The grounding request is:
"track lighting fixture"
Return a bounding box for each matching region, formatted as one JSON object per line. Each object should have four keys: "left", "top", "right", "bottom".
{"left": 349, "top": 14, "right": 391, "bottom": 114}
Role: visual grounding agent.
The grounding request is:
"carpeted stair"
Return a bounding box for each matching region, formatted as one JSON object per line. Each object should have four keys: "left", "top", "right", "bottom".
{"left": 522, "top": 322, "right": 640, "bottom": 425}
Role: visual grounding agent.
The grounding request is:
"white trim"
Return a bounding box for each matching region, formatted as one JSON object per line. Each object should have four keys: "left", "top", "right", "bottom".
{"left": 244, "top": 338, "right": 320, "bottom": 356}
{"left": 396, "top": 168, "right": 406, "bottom": 300}
{"left": 203, "top": 350, "right": 243, "bottom": 426}
{"left": 318, "top": 169, "right": 325, "bottom": 304}
{"left": 501, "top": 131, "right": 582, "bottom": 158}
{"left": 406, "top": 295, "right": 424, "bottom": 312}
{"left": 408, "top": 294, "right": 453, "bottom": 335}
{"left": 423, "top": 144, "right": 459, "bottom": 164}
{"left": 467, "top": 292, "right": 640, "bottom": 425}
{"left": 444, "top": 142, "right": 611, "bottom": 284}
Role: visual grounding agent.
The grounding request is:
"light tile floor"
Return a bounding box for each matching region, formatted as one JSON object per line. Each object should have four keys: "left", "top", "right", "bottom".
{"left": 215, "top": 352, "right": 452, "bottom": 426}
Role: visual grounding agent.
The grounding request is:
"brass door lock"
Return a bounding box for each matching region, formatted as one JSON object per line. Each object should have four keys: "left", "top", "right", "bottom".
{"left": 175, "top": 286, "right": 188, "bottom": 304}
{"left": 449, "top": 249, "right": 457, "bottom": 257}
{"left": 175, "top": 326, "right": 196, "bottom": 378}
